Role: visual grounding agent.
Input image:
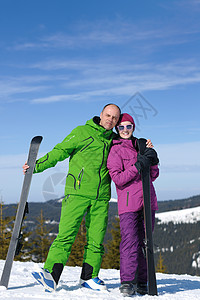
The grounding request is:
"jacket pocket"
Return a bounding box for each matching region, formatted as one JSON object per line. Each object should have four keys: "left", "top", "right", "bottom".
{"left": 126, "top": 191, "right": 129, "bottom": 206}
{"left": 66, "top": 173, "right": 77, "bottom": 190}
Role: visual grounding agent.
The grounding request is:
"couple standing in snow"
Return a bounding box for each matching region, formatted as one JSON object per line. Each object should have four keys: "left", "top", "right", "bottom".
{"left": 23, "top": 103, "right": 159, "bottom": 296}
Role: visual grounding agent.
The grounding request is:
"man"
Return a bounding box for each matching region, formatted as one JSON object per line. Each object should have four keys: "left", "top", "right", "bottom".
{"left": 23, "top": 104, "right": 121, "bottom": 292}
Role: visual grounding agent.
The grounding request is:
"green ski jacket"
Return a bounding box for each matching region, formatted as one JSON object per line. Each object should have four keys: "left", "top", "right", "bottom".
{"left": 34, "top": 117, "right": 115, "bottom": 201}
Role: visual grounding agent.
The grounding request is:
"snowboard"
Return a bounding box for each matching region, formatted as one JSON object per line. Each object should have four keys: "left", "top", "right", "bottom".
{"left": 137, "top": 138, "right": 158, "bottom": 296}
{"left": 0, "top": 136, "right": 43, "bottom": 289}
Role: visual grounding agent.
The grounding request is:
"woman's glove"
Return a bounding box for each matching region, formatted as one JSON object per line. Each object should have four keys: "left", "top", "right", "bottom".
{"left": 143, "top": 148, "right": 159, "bottom": 166}
{"left": 135, "top": 154, "right": 151, "bottom": 172}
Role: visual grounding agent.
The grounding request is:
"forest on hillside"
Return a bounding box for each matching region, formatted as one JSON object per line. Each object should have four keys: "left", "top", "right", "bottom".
{"left": 1, "top": 195, "right": 200, "bottom": 275}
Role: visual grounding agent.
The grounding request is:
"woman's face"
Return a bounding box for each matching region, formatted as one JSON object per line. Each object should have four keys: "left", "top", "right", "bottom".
{"left": 118, "top": 121, "right": 134, "bottom": 139}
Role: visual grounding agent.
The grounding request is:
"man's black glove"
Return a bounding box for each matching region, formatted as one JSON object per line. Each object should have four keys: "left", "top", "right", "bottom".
{"left": 143, "top": 148, "right": 159, "bottom": 166}
{"left": 135, "top": 153, "right": 151, "bottom": 173}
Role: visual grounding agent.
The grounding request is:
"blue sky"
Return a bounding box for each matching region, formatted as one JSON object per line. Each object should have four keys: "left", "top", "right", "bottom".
{"left": 0, "top": 0, "right": 200, "bottom": 204}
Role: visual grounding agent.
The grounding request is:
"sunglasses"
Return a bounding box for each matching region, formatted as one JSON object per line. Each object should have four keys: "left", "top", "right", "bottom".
{"left": 117, "top": 124, "right": 134, "bottom": 131}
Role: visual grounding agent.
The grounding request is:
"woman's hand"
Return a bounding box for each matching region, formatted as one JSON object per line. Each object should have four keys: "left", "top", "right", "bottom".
{"left": 146, "top": 139, "right": 153, "bottom": 148}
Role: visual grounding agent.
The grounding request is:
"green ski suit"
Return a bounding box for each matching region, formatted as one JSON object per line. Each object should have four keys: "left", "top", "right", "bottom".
{"left": 34, "top": 117, "right": 114, "bottom": 283}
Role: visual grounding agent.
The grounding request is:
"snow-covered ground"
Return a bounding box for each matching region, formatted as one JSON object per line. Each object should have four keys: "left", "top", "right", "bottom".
{"left": 0, "top": 261, "right": 200, "bottom": 299}
{"left": 156, "top": 206, "right": 200, "bottom": 224}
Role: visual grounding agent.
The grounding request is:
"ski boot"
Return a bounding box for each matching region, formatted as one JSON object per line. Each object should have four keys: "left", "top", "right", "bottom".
{"left": 80, "top": 277, "right": 107, "bottom": 291}
{"left": 136, "top": 282, "right": 148, "bottom": 295}
{"left": 32, "top": 268, "right": 57, "bottom": 292}
{"left": 119, "top": 282, "right": 136, "bottom": 296}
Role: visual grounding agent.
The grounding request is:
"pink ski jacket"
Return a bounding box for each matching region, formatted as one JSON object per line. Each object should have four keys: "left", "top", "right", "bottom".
{"left": 107, "top": 138, "right": 159, "bottom": 215}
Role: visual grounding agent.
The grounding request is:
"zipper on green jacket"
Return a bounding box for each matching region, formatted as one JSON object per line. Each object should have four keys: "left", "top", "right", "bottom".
{"left": 127, "top": 191, "right": 129, "bottom": 206}
{"left": 96, "top": 143, "right": 106, "bottom": 200}
{"left": 80, "top": 137, "right": 94, "bottom": 152}
{"left": 77, "top": 168, "right": 84, "bottom": 189}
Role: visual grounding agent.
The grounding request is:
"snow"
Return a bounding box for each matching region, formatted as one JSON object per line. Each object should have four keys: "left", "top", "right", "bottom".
{"left": 0, "top": 261, "right": 200, "bottom": 299}
{"left": 192, "top": 252, "right": 200, "bottom": 269}
{"left": 156, "top": 206, "right": 200, "bottom": 224}
{"left": 109, "top": 198, "right": 117, "bottom": 202}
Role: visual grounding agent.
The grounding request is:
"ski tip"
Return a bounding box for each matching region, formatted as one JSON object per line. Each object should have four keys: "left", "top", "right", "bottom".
{"left": 31, "top": 136, "right": 43, "bottom": 144}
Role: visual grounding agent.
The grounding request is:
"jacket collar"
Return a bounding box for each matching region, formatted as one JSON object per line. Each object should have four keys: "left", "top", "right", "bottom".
{"left": 112, "top": 136, "right": 138, "bottom": 150}
{"left": 86, "top": 117, "right": 114, "bottom": 140}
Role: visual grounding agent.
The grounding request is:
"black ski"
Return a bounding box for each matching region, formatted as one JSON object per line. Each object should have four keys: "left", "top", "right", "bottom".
{"left": 0, "top": 136, "right": 43, "bottom": 289}
{"left": 137, "top": 138, "right": 158, "bottom": 296}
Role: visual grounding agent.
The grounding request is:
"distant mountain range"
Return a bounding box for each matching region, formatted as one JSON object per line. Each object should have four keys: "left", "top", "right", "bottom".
{"left": 156, "top": 194, "right": 200, "bottom": 213}
{"left": 2, "top": 194, "right": 200, "bottom": 276}
{"left": 3, "top": 193, "right": 200, "bottom": 219}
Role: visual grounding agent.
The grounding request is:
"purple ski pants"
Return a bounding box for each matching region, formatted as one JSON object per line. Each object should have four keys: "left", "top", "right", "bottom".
{"left": 119, "top": 210, "right": 155, "bottom": 283}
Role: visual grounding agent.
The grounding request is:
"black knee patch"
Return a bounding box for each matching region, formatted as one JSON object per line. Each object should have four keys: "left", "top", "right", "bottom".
{"left": 80, "top": 263, "right": 93, "bottom": 280}
{"left": 51, "top": 263, "right": 64, "bottom": 284}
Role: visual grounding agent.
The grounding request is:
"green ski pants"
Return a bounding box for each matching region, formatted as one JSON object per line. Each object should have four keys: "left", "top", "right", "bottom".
{"left": 44, "top": 195, "right": 109, "bottom": 280}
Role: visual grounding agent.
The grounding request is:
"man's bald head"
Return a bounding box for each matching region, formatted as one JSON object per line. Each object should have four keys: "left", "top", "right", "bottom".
{"left": 100, "top": 104, "right": 121, "bottom": 130}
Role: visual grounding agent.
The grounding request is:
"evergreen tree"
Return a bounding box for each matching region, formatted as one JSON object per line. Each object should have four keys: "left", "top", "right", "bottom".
{"left": 30, "top": 209, "right": 54, "bottom": 263}
{"left": 102, "top": 216, "right": 121, "bottom": 269}
{"left": 156, "top": 252, "right": 167, "bottom": 273}
{"left": 67, "top": 218, "right": 86, "bottom": 266}
{"left": 0, "top": 199, "right": 15, "bottom": 260}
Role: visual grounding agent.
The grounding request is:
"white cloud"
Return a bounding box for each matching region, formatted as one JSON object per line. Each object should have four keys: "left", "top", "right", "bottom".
{"left": 2, "top": 58, "right": 200, "bottom": 104}
{"left": 0, "top": 75, "right": 52, "bottom": 102}
{"left": 9, "top": 17, "right": 200, "bottom": 52}
{"left": 29, "top": 59, "right": 200, "bottom": 104}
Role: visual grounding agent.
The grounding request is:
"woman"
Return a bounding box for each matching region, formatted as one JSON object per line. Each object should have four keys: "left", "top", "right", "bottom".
{"left": 107, "top": 113, "right": 159, "bottom": 296}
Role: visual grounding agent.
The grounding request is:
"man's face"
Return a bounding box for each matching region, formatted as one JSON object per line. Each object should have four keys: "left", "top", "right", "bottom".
{"left": 99, "top": 105, "right": 120, "bottom": 130}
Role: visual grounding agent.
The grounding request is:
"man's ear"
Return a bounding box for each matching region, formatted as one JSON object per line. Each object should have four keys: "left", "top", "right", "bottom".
{"left": 100, "top": 112, "right": 102, "bottom": 119}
